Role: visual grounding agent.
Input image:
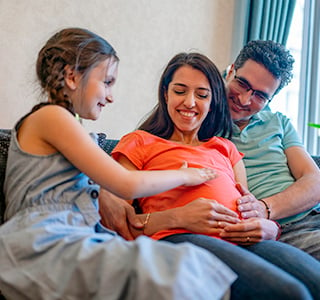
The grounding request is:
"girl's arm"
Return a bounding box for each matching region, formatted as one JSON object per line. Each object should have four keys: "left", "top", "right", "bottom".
{"left": 19, "top": 105, "right": 215, "bottom": 200}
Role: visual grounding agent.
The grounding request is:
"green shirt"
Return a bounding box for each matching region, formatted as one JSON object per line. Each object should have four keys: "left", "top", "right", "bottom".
{"left": 231, "top": 111, "right": 320, "bottom": 225}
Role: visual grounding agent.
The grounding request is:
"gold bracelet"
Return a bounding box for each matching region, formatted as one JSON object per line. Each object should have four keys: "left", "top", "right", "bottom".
{"left": 142, "top": 213, "right": 151, "bottom": 234}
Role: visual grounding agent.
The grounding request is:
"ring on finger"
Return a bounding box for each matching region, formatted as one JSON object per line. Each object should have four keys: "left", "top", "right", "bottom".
{"left": 217, "top": 221, "right": 221, "bottom": 227}
{"left": 246, "top": 236, "right": 250, "bottom": 242}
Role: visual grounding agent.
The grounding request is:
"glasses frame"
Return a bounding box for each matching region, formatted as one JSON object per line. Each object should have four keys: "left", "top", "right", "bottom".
{"left": 232, "top": 74, "right": 273, "bottom": 105}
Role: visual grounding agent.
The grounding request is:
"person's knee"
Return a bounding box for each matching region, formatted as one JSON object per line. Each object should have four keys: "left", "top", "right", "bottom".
{"left": 274, "top": 278, "right": 312, "bottom": 300}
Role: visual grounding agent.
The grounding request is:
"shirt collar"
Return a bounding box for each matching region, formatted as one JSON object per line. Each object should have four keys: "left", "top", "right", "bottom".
{"left": 232, "top": 111, "right": 269, "bottom": 133}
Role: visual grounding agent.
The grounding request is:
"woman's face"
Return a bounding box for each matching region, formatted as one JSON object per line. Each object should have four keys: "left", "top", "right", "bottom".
{"left": 166, "top": 65, "right": 212, "bottom": 137}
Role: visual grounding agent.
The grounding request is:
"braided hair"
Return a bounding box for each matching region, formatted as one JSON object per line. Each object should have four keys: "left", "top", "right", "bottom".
{"left": 18, "top": 27, "right": 118, "bottom": 128}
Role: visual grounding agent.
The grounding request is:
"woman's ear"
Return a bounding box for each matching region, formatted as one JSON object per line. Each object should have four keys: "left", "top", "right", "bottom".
{"left": 164, "top": 88, "right": 168, "bottom": 103}
{"left": 64, "top": 65, "right": 78, "bottom": 90}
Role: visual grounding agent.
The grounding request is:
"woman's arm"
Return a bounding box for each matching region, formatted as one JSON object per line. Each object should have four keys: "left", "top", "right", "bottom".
{"left": 100, "top": 154, "right": 240, "bottom": 239}
{"left": 99, "top": 196, "right": 240, "bottom": 240}
{"left": 137, "top": 198, "right": 240, "bottom": 237}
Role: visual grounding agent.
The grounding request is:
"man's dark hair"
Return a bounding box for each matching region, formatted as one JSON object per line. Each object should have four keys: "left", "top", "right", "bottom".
{"left": 234, "top": 40, "right": 294, "bottom": 95}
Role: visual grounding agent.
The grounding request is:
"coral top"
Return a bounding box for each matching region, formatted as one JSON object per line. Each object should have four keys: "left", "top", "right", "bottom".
{"left": 112, "top": 130, "right": 243, "bottom": 240}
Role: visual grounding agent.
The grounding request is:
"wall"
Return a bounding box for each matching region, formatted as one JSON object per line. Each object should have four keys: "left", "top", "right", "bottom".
{"left": 0, "top": 0, "right": 235, "bottom": 139}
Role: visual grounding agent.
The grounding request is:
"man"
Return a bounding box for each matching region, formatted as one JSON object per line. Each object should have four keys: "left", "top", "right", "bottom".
{"left": 224, "top": 40, "right": 320, "bottom": 260}
{"left": 99, "top": 40, "right": 320, "bottom": 260}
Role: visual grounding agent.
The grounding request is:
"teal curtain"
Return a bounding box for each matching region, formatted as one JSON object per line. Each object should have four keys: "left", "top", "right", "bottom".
{"left": 245, "top": 0, "right": 296, "bottom": 45}
{"left": 230, "top": 0, "right": 296, "bottom": 61}
{"left": 298, "top": 0, "right": 320, "bottom": 154}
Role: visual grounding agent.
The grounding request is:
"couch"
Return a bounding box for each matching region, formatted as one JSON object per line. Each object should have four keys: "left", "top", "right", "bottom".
{"left": 1, "top": 128, "right": 320, "bottom": 225}
{"left": 1, "top": 128, "right": 320, "bottom": 299}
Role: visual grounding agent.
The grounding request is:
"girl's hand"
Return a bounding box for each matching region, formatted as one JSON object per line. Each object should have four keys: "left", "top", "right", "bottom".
{"left": 180, "top": 161, "right": 217, "bottom": 186}
{"left": 220, "top": 218, "right": 280, "bottom": 245}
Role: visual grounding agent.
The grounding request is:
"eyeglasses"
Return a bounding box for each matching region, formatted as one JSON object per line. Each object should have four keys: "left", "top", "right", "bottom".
{"left": 231, "top": 75, "right": 272, "bottom": 105}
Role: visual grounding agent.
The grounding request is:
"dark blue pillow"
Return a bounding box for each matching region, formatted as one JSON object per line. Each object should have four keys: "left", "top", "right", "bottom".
{"left": 0, "top": 129, "right": 11, "bottom": 225}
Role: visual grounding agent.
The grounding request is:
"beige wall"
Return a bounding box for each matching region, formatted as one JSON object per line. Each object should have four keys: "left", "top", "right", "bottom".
{"left": 0, "top": 0, "right": 235, "bottom": 139}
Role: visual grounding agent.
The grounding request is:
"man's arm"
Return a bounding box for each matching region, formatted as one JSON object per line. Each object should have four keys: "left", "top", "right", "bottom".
{"left": 263, "top": 146, "right": 320, "bottom": 220}
{"left": 98, "top": 188, "right": 143, "bottom": 240}
{"left": 237, "top": 146, "right": 320, "bottom": 220}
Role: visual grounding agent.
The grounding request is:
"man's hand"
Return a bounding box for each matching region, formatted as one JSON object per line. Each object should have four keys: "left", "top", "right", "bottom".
{"left": 236, "top": 183, "right": 268, "bottom": 219}
{"left": 99, "top": 188, "right": 143, "bottom": 240}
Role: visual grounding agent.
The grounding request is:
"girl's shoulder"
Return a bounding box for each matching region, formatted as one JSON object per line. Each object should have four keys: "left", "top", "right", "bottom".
{"left": 20, "top": 104, "right": 72, "bottom": 127}
{"left": 17, "top": 105, "right": 81, "bottom": 155}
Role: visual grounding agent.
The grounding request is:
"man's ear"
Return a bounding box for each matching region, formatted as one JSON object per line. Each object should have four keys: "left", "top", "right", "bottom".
{"left": 64, "top": 65, "right": 78, "bottom": 90}
{"left": 225, "top": 64, "right": 235, "bottom": 81}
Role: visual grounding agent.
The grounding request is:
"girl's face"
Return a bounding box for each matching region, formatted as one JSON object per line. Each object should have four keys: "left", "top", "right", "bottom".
{"left": 72, "top": 57, "right": 118, "bottom": 120}
{"left": 165, "top": 65, "right": 212, "bottom": 138}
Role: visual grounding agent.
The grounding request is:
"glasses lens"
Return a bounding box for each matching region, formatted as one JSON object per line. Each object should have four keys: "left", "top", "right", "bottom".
{"left": 252, "top": 92, "right": 268, "bottom": 104}
{"left": 233, "top": 77, "right": 268, "bottom": 104}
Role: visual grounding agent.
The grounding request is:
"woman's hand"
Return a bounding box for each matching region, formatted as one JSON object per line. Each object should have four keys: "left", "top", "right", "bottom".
{"left": 220, "top": 218, "right": 280, "bottom": 245}
{"left": 173, "top": 198, "right": 240, "bottom": 235}
{"left": 236, "top": 183, "right": 269, "bottom": 219}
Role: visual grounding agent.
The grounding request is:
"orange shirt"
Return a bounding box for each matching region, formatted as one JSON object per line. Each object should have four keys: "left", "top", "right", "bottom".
{"left": 112, "top": 130, "right": 244, "bottom": 240}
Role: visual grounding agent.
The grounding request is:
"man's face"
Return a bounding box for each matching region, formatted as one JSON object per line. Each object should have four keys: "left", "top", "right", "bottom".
{"left": 225, "top": 59, "right": 280, "bottom": 128}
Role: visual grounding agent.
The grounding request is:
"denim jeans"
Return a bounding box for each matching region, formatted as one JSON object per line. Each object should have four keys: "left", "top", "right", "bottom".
{"left": 279, "top": 211, "right": 320, "bottom": 261}
{"left": 161, "top": 234, "right": 319, "bottom": 300}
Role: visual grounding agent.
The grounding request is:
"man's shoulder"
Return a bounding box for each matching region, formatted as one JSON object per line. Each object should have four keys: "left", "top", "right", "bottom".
{"left": 255, "top": 110, "right": 290, "bottom": 123}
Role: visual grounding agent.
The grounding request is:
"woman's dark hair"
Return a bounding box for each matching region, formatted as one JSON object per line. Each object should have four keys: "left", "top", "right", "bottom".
{"left": 138, "top": 52, "right": 233, "bottom": 140}
{"left": 234, "top": 40, "right": 294, "bottom": 95}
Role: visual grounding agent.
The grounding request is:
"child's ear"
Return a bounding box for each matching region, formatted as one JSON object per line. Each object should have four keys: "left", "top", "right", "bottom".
{"left": 64, "top": 65, "right": 78, "bottom": 90}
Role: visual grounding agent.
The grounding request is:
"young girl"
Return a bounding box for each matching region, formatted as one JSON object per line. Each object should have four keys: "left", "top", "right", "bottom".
{"left": 0, "top": 28, "right": 236, "bottom": 300}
